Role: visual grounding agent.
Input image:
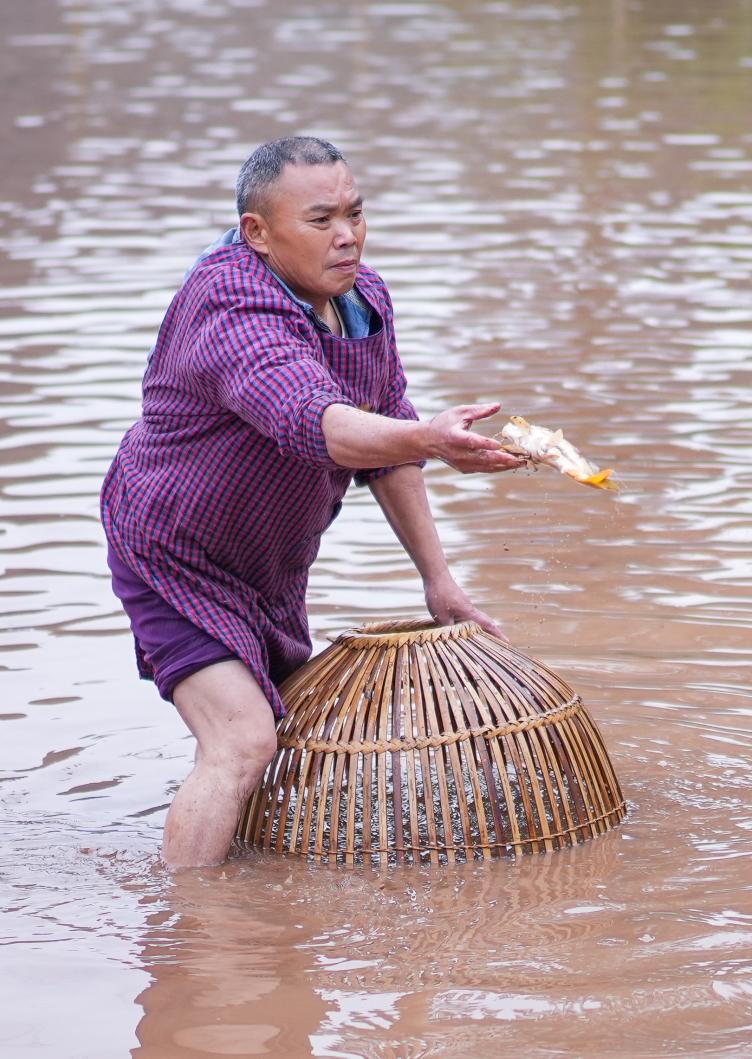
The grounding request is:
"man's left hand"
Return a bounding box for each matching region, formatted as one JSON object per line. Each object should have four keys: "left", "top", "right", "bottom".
{"left": 424, "top": 572, "right": 509, "bottom": 642}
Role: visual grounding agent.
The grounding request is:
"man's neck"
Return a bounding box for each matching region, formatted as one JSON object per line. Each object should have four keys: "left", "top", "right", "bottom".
{"left": 320, "top": 299, "right": 343, "bottom": 336}
{"left": 262, "top": 260, "right": 326, "bottom": 315}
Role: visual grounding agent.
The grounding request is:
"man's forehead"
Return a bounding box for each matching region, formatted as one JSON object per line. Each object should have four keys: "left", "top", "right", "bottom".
{"left": 271, "top": 161, "right": 360, "bottom": 211}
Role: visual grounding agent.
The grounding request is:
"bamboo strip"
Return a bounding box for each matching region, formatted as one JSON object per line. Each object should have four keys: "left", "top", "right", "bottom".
{"left": 391, "top": 645, "right": 408, "bottom": 863}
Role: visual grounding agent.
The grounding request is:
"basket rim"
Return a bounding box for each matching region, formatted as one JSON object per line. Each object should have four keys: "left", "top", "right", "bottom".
{"left": 334, "top": 616, "right": 482, "bottom": 648}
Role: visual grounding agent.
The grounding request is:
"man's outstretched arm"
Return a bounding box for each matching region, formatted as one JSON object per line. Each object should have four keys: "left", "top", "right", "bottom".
{"left": 368, "top": 463, "right": 509, "bottom": 641}
{"left": 321, "top": 401, "right": 523, "bottom": 476}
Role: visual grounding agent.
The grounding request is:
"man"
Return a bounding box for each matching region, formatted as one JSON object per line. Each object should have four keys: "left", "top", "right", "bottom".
{"left": 101, "top": 136, "right": 522, "bottom": 870}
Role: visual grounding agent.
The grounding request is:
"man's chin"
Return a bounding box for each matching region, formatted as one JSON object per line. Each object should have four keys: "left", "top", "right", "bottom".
{"left": 327, "top": 272, "right": 358, "bottom": 297}
{"left": 321, "top": 279, "right": 355, "bottom": 300}
{"left": 328, "top": 266, "right": 360, "bottom": 292}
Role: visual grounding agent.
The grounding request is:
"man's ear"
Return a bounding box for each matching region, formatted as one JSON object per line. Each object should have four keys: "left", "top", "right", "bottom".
{"left": 239, "top": 212, "right": 270, "bottom": 255}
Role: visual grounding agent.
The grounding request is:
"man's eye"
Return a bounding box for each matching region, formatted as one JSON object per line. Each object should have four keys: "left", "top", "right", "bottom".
{"left": 351, "top": 210, "right": 363, "bottom": 220}
{"left": 312, "top": 216, "right": 329, "bottom": 224}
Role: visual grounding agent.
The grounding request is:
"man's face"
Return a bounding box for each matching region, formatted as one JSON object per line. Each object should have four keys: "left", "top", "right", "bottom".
{"left": 241, "top": 161, "right": 367, "bottom": 314}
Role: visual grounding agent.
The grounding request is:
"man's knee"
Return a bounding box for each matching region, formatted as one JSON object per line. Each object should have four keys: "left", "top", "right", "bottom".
{"left": 221, "top": 710, "right": 278, "bottom": 777}
{"left": 194, "top": 710, "right": 277, "bottom": 804}
{"left": 173, "top": 660, "right": 279, "bottom": 785}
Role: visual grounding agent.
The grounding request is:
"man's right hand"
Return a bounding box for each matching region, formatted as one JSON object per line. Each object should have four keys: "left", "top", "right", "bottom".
{"left": 424, "top": 402, "right": 525, "bottom": 474}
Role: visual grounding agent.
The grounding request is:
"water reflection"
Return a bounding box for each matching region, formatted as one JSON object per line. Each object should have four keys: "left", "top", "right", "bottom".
{"left": 2, "top": 0, "right": 752, "bottom": 1055}
{"left": 131, "top": 843, "right": 629, "bottom": 1056}
{"left": 127, "top": 817, "right": 751, "bottom": 1057}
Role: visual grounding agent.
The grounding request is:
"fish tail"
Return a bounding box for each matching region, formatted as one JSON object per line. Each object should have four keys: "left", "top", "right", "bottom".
{"left": 582, "top": 468, "right": 619, "bottom": 491}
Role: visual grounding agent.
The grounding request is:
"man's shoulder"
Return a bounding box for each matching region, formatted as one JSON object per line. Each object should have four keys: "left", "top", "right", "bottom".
{"left": 182, "top": 244, "right": 299, "bottom": 315}
{"left": 188, "top": 242, "right": 263, "bottom": 286}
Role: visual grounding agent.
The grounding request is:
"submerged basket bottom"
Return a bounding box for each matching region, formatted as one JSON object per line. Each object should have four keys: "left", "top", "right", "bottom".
{"left": 238, "top": 732, "right": 627, "bottom": 865}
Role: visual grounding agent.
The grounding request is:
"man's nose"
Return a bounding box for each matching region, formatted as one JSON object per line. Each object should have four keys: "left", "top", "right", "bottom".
{"left": 332, "top": 219, "right": 357, "bottom": 247}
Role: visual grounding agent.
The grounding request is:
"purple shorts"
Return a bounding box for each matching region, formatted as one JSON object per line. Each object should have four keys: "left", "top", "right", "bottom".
{"left": 107, "top": 544, "right": 236, "bottom": 702}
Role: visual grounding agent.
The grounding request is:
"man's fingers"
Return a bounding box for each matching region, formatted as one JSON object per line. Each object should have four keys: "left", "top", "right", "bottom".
{"left": 479, "top": 617, "right": 510, "bottom": 642}
{"left": 457, "top": 456, "right": 526, "bottom": 475}
{"left": 459, "top": 402, "right": 501, "bottom": 426}
{"left": 459, "top": 430, "right": 503, "bottom": 452}
{"left": 460, "top": 606, "right": 510, "bottom": 643}
{"left": 486, "top": 450, "right": 526, "bottom": 468}
{"left": 467, "top": 401, "right": 502, "bottom": 417}
{"left": 456, "top": 442, "right": 526, "bottom": 466}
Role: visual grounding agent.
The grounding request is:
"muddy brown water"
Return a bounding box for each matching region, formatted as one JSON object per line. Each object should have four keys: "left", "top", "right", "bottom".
{"left": 1, "top": 1, "right": 751, "bottom": 1056}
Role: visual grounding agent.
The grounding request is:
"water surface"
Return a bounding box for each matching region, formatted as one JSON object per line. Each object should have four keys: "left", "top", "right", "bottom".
{"left": 1, "top": 1, "right": 751, "bottom": 1056}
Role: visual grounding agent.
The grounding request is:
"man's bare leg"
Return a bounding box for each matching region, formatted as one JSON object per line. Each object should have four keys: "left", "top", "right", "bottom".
{"left": 162, "top": 659, "right": 278, "bottom": 870}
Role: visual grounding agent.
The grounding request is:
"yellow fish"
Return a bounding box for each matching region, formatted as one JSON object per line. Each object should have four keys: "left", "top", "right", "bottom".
{"left": 496, "top": 416, "right": 620, "bottom": 491}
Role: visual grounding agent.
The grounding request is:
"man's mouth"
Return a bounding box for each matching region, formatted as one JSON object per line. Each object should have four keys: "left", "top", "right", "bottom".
{"left": 330, "top": 259, "right": 358, "bottom": 270}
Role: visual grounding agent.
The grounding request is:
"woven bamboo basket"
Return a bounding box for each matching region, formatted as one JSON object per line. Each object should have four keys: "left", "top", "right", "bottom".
{"left": 237, "top": 618, "right": 626, "bottom": 864}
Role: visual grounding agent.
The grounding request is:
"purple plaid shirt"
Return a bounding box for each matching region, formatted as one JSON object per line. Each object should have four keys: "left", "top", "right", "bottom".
{"left": 100, "top": 242, "right": 419, "bottom": 716}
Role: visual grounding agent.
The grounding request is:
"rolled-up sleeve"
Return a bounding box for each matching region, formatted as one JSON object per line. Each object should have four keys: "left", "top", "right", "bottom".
{"left": 198, "top": 306, "right": 356, "bottom": 470}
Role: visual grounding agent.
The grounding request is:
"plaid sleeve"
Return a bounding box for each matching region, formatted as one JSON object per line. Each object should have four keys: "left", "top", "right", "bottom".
{"left": 354, "top": 291, "right": 425, "bottom": 487}
{"left": 198, "top": 307, "right": 356, "bottom": 470}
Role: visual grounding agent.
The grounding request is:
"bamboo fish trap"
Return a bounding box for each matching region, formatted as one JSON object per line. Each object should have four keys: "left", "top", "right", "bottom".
{"left": 237, "top": 618, "right": 626, "bottom": 864}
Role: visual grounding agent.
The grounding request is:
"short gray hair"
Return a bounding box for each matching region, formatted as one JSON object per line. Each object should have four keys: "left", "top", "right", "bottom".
{"left": 235, "top": 136, "right": 346, "bottom": 216}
